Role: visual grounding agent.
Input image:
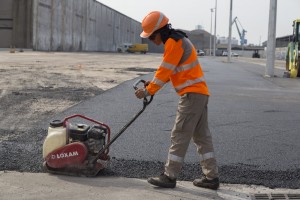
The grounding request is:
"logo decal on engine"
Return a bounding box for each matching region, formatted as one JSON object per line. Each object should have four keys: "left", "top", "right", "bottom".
{"left": 51, "top": 151, "right": 79, "bottom": 159}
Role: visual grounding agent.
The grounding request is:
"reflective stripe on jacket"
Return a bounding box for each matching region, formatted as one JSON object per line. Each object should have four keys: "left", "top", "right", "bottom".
{"left": 146, "top": 37, "right": 209, "bottom": 96}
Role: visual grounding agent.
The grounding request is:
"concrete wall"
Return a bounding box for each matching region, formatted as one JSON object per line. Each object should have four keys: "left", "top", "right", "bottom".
{"left": 32, "top": 0, "right": 143, "bottom": 51}
{"left": 0, "top": 0, "right": 32, "bottom": 48}
{"left": 12, "top": 0, "right": 33, "bottom": 48}
{"left": 0, "top": 0, "right": 13, "bottom": 47}
{"left": 0, "top": 0, "right": 213, "bottom": 53}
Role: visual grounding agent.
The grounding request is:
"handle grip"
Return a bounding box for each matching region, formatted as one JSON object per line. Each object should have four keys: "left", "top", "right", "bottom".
{"left": 133, "top": 79, "right": 153, "bottom": 107}
{"left": 133, "top": 79, "right": 146, "bottom": 90}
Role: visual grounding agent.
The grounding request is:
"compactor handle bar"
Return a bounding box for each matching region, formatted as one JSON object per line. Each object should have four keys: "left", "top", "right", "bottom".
{"left": 90, "top": 79, "right": 153, "bottom": 164}
{"left": 133, "top": 79, "right": 153, "bottom": 107}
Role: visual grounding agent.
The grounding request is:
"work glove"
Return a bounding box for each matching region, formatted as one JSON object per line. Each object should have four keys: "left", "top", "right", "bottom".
{"left": 135, "top": 88, "right": 150, "bottom": 99}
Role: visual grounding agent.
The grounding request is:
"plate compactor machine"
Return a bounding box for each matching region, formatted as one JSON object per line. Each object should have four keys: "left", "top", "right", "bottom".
{"left": 42, "top": 80, "right": 153, "bottom": 176}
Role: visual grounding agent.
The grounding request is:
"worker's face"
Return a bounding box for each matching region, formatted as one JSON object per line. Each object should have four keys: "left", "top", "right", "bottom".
{"left": 149, "top": 32, "right": 162, "bottom": 45}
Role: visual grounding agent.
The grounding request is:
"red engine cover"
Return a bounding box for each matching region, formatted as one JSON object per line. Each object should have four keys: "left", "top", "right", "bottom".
{"left": 45, "top": 142, "right": 88, "bottom": 168}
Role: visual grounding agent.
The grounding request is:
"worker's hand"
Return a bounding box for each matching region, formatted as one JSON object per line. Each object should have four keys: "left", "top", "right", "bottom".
{"left": 144, "top": 81, "right": 151, "bottom": 87}
{"left": 135, "top": 88, "right": 146, "bottom": 99}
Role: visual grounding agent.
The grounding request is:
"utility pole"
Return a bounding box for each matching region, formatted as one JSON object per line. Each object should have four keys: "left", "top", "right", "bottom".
{"left": 210, "top": 8, "right": 214, "bottom": 56}
{"left": 227, "top": 0, "right": 233, "bottom": 62}
{"left": 213, "top": 0, "right": 217, "bottom": 56}
{"left": 265, "top": 0, "right": 277, "bottom": 77}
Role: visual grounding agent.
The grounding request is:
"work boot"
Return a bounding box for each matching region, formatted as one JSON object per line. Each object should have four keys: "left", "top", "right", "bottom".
{"left": 193, "top": 176, "right": 219, "bottom": 190}
{"left": 147, "top": 173, "right": 176, "bottom": 188}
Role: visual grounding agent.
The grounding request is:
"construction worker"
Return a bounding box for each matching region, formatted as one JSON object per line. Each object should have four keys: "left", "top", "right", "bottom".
{"left": 135, "top": 11, "right": 219, "bottom": 190}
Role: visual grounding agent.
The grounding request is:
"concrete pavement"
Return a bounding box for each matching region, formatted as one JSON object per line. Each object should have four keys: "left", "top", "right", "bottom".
{"left": 1, "top": 171, "right": 300, "bottom": 200}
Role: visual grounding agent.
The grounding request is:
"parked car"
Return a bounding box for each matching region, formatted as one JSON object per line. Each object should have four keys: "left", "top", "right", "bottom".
{"left": 222, "top": 51, "right": 239, "bottom": 57}
{"left": 197, "top": 49, "right": 205, "bottom": 56}
{"left": 231, "top": 52, "right": 239, "bottom": 57}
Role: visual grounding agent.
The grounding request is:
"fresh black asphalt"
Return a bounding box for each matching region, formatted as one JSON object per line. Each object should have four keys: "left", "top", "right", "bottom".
{"left": 49, "top": 57, "right": 300, "bottom": 188}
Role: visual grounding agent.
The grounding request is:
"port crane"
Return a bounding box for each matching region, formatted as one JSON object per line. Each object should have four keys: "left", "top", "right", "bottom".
{"left": 232, "top": 17, "right": 247, "bottom": 46}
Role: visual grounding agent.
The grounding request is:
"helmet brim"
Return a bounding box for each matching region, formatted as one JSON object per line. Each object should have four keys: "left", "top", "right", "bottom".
{"left": 140, "top": 31, "right": 152, "bottom": 38}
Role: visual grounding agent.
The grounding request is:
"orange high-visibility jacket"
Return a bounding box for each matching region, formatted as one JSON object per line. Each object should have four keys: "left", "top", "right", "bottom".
{"left": 146, "top": 37, "right": 209, "bottom": 96}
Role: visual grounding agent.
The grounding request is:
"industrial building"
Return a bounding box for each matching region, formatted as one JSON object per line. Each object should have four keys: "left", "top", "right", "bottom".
{"left": 0, "top": 0, "right": 215, "bottom": 53}
{"left": 0, "top": 0, "right": 143, "bottom": 51}
{"left": 0, "top": 0, "right": 293, "bottom": 58}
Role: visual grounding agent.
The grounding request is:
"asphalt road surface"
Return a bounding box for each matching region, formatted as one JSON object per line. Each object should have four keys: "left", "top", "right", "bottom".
{"left": 49, "top": 57, "right": 300, "bottom": 189}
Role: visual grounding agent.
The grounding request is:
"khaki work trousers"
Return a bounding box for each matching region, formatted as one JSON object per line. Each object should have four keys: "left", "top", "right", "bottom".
{"left": 165, "top": 93, "right": 218, "bottom": 179}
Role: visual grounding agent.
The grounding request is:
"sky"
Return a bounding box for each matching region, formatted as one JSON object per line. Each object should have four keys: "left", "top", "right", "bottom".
{"left": 97, "top": 0, "right": 300, "bottom": 46}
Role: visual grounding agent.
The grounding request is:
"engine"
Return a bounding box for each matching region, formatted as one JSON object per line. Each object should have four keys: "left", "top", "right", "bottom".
{"left": 68, "top": 123, "right": 107, "bottom": 156}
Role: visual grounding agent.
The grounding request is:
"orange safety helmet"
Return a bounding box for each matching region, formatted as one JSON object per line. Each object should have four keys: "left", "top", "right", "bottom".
{"left": 140, "top": 11, "right": 169, "bottom": 38}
